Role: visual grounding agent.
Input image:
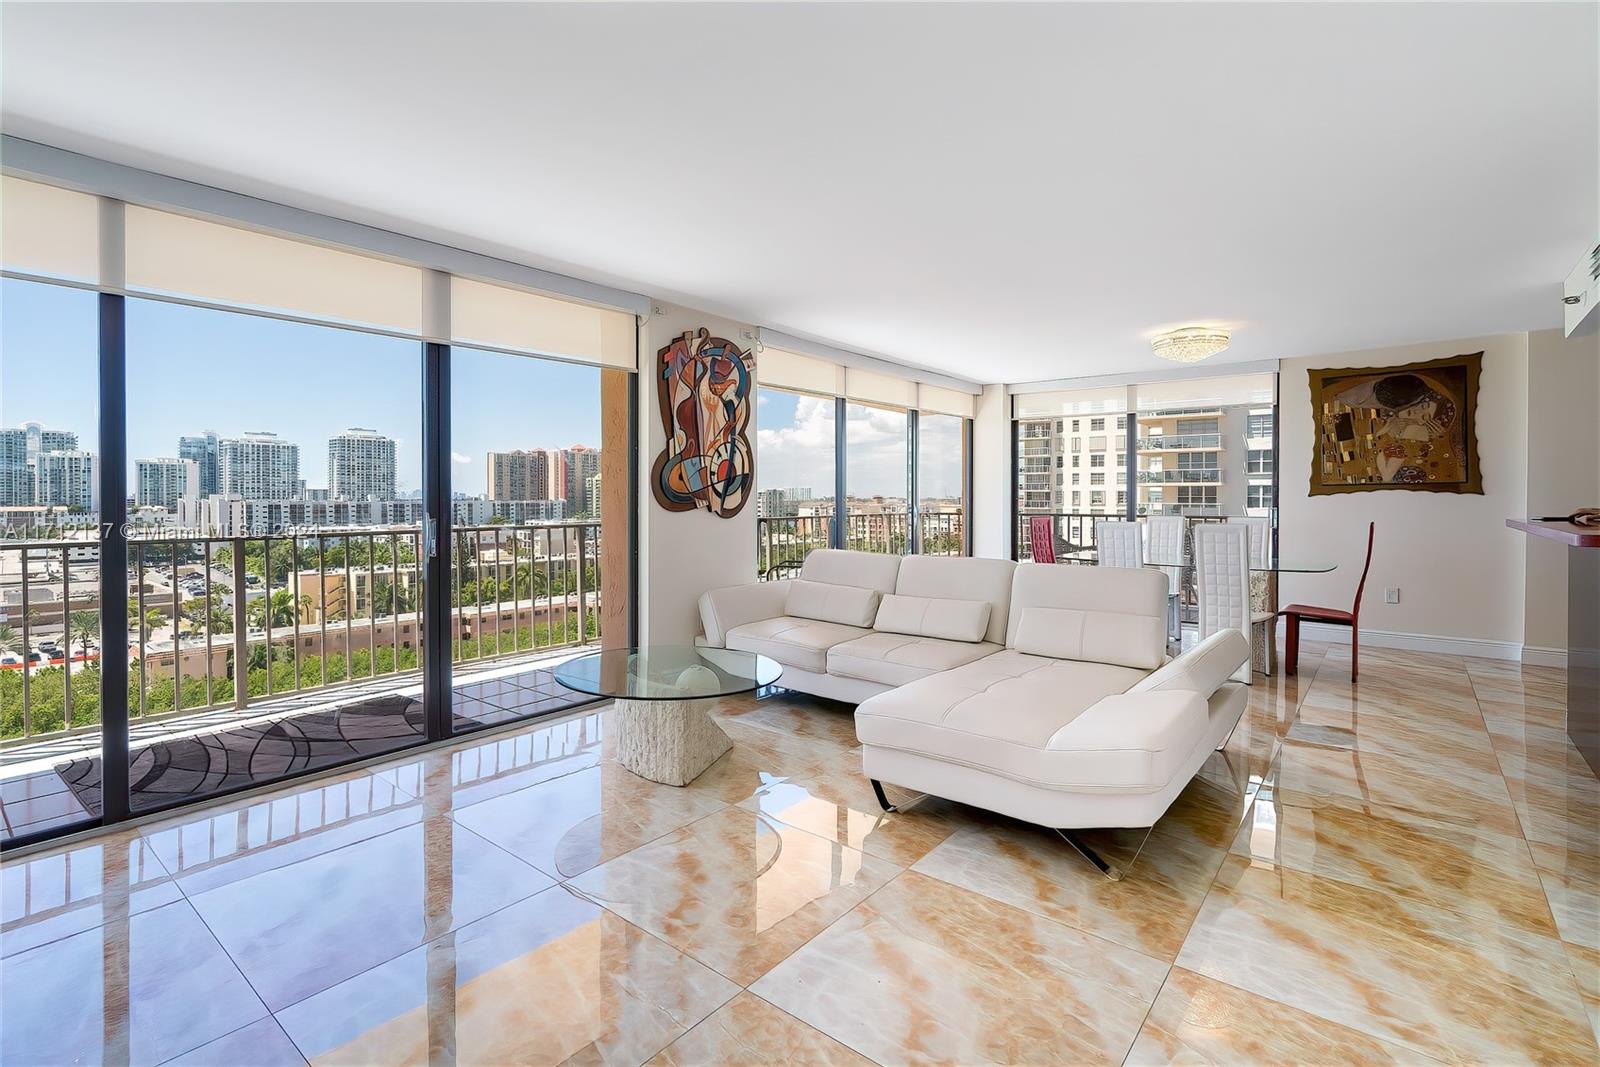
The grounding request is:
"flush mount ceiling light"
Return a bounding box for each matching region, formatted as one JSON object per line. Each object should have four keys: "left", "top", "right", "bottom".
{"left": 1151, "top": 326, "right": 1230, "bottom": 364}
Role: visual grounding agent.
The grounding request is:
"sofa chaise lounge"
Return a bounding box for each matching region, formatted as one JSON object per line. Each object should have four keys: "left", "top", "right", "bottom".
{"left": 697, "top": 550, "right": 1250, "bottom": 877}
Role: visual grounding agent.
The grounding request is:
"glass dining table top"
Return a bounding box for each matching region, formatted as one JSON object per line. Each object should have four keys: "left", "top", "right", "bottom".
{"left": 552, "top": 645, "right": 783, "bottom": 701}
{"left": 1055, "top": 550, "right": 1336, "bottom": 573}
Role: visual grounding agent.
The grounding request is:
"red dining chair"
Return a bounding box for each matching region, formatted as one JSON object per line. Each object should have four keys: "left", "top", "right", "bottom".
{"left": 1029, "top": 515, "right": 1057, "bottom": 563}
{"left": 1283, "top": 521, "right": 1375, "bottom": 681}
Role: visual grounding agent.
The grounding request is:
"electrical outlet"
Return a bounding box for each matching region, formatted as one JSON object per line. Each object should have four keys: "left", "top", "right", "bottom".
{"left": 1384, "top": 587, "right": 1400, "bottom": 604}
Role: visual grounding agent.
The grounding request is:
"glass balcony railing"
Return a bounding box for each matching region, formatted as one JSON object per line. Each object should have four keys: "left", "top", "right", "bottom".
{"left": 1137, "top": 469, "right": 1222, "bottom": 483}
{"left": 1135, "top": 433, "right": 1222, "bottom": 451}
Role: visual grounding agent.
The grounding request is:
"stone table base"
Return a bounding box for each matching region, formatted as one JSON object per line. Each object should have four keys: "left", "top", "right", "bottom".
{"left": 612, "top": 697, "right": 733, "bottom": 786}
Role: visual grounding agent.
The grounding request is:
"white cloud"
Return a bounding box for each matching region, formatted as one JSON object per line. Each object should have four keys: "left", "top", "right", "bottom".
{"left": 757, "top": 398, "right": 964, "bottom": 502}
{"left": 450, "top": 451, "right": 472, "bottom": 465}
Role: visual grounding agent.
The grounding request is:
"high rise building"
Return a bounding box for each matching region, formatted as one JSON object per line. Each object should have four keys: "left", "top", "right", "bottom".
{"left": 34, "top": 450, "right": 98, "bottom": 512}
{"left": 219, "top": 432, "right": 299, "bottom": 500}
{"left": 328, "top": 428, "right": 397, "bottom": 501}
{"left": 178, "top": 432, "right": 221, "bottom": 497}
{"left": 564, "top": 446, "right": 600, "bottom": 515}
{"left": 486, "top": 449, "right": 549, "bottom": 501}
{"left": 136, "top": 457, "right": 199, "bottom": 511}
{"left": 21, "top": 421, "right": 77, "bottom": 462}
{"left": 757, "top": 486, "right": 814, "bottom": 518}
{"left": 0, "top": 428, "right": 33, "bottom": 506}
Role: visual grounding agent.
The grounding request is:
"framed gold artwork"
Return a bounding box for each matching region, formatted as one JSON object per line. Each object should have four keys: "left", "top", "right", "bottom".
{"left": 1308, "top": 351, "right": 1483, "bottom": 495}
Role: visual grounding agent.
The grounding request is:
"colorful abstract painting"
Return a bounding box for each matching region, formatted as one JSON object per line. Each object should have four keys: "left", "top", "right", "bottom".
{"left": 651, "top": 328, "right": 754, "bottom": 517}
{"left": 1308, "top": 351, "right": 1483, "bottom": 495}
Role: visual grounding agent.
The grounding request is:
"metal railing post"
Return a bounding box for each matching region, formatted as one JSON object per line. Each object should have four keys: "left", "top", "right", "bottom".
{"left": 231, "top": 537, "right": 248, "bottom": 710}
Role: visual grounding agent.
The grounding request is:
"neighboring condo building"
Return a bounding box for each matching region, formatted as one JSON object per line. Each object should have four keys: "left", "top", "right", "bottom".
{"left": 564, "top": 446, "right": 600, "bottom": 516}
{"left": 328, "top": 428, "right": 397, "bottom": 501}
{"left": 22, "top": 421, "right": 77, "bottom": 462}
{"left": 34, "top": 449, "right": 97, "bottom": 512}
{"left": 219, "top": 432, "right": 300, "bottom": 500}
{"left": 0, "top": 428, "right": 32, "bottom": 506}
{"left": 487, "top": 449, "right": 549, "bottom": 501}
{"left": 136, "top": 457, "right": 199, "bottom": 511}
{"left": 178, "top": 431, "right": 221, "bottom": 497}
{"left": 757, "top": 486, "right": 814, "bottom": 518}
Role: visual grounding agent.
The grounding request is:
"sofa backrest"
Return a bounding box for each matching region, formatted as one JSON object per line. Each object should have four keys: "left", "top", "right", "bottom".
{"left": 1005, "top": 563, "right": 1168, "bottom": 670}
{"left": 890, "top": 555, "right": 1016, "bottom": 645}
{"left": 799, "top": 549, "right": 902, "bottom": 593}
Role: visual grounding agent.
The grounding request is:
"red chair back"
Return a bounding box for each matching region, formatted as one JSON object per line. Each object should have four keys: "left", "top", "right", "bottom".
{"left": 1029, "top": 515, "right": 1056, "bottom": 564}
{"left": 1351, "top": 521, "right": 1375, "bottom": 619}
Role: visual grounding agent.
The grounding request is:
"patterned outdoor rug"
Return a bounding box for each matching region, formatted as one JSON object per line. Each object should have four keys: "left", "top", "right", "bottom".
{"left": 55, "top": 666, "right": 589, "bottom": 813}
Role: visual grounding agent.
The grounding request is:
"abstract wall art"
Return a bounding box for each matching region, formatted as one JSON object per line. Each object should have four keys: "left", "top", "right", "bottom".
{"left": 651, "top": 327, "right": 755, "bottom": 517}
{"left": 1308, "top": 351, "right": 1483, "bottom": 495}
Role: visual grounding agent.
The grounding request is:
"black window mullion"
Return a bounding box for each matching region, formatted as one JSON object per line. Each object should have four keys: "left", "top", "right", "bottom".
{"left": 98, "top": 292, "right": 130, "bottom": 823}
{"left": 832, "top": 396, "right": 847, "bottom": 549}
{"left": 907, "top": 409, "right": 920, "bottom": 555}
{"left": 422, "top": 341, "right": 453, "bottom": 738}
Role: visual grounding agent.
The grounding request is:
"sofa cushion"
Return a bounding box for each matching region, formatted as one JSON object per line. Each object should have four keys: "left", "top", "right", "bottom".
{"left": 1011, "top": 606, "right": 1165, "bottom": 671}
{"left": 785, "top": 579, "right": 881, "bottom": 627}
{"left": 1006, "top": 564, "right": 1167, "bottom": 670}
{"left": 892, "top": 555, "right": 1016, "bottom": 644}
{"left": 799, "top": 549, "right": 902, "bottom": 594}
{"left": 855, "top": 650, "right": 1203, "bottom": 793}
{"left": 827, "top": 632, "right": 1002, "bottom": 687}
{"left": 872, "top": 594, "right": 991, "bottom": 643}
{"left": 725, "top": 616, "right": 871, "bottom": 673}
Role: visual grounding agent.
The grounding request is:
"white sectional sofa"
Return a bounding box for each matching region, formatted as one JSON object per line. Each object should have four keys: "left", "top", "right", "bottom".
{"left": 697, "top": 550, "right": 1249, "bottom": 872}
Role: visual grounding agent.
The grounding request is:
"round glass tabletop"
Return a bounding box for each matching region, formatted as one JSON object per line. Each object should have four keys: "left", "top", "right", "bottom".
{"left": 552, "top": 645, "right": 783, "bottom": 702}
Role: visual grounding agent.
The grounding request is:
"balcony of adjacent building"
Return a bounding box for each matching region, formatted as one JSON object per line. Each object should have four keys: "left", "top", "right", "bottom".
{"left": 0, "top": 520, "right": 609, "bottom": 841}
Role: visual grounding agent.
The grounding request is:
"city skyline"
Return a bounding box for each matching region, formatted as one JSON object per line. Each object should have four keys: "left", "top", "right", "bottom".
{"left": 1, "top": 279, "right": 602, "bottom": 498}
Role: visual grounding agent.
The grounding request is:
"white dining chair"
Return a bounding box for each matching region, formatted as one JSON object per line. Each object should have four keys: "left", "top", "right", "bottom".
{"left": 1094, "top": 521, "right": 1144, "bottom": 569}
{"left": 1193, "top": 522, "right": 1252, "bottom": 684}
{"left": 1144, "top": 515, "right": 1186, "bottom": 641}
{"left": 1230, "top": 515, "right": 1276, "bottom": 672}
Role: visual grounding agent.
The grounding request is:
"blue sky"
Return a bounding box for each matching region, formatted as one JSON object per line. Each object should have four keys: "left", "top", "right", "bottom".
{"left": 2, "top": 279, "right": 959, "bottom": 502}
{"left": 2, "top": 279, "right": 599, "bottom": 495}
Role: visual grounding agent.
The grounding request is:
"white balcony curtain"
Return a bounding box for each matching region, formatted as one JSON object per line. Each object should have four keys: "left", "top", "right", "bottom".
{"left": 2, "top": 175, "right": 640, "bottom": 371}
{"left": 124, "top": 206, "right": 426, "bottom": 335}
{"left": 844, "top": 367, "right": 917, "bottom": 408}
{"left": 1134, "top": 372, "right": 1276, "bottom": 411}
{"left": 448, "top": 276, "right": 637, "bottom": 369}
{"left": 1013, "top": 385, "right": 1131, "bottom": 419}
{"left": 757, "top": 346, "right": 845, "bottom": 396}
{"left": 0, "top": 177, "right": 101, "bottom": 284}
{"left": 917, "top": 383, "right": 976, "bottom": 419}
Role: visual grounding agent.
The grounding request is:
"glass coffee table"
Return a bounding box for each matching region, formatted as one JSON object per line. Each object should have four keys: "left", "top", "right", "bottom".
{"left": 553, "top": 646, "right": 782, "bottom": 786}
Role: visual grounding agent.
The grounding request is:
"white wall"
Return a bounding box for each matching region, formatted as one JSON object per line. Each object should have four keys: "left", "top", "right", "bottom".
{"left": 636, "top": 305, "right": 760, "bottom": 645}
{"left": 1523, "top": 327, "right": 1600, "bottom": 658}
{"left": 1278, "top": 333, "right": 1530, "bottom": 656}
{"left": 971, "top": 383, "right": 1011, "bottom": 559}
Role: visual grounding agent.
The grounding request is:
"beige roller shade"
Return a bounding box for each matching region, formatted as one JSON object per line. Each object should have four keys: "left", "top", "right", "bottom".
{"left": 917, "top": 383, "right": 975, "bottom": 419}
{"left": 124, "top": 205, "right": 424, "bottom": 334}
{"left": 845, "top": 367, "right": 916, "bottom": 408}
{"left": 1013, "top": 385, "right": 1132, "bottom": 419}
{"left": 450, "top": 276, "right": 637, "bottom": 369}
{"left": 1, "top": 176, "right": 101, "bottom": 284}
{"left": 758, "top": 346, "right": 845, "bottom": 395}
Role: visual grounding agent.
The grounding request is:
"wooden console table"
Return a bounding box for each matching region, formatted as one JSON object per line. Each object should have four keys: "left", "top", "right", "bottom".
{"left": 1508, "top": 519, "right": 1600, "bottom": 777}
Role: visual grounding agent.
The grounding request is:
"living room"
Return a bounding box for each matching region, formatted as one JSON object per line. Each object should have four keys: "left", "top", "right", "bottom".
{"left": 1, "top": 3, "right": 1597, "bottom": 1065}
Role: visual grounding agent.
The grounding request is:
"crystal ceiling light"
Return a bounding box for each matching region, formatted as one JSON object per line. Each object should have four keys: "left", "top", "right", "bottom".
{"left": 1151, "top": 327, "right": 1230, "bottom": 363}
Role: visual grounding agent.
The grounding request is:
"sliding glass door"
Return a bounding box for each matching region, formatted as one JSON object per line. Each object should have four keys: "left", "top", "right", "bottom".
{"left": 0, "top": 175, "right": 639, "bottom": 849}
{"left": 845, "top": 402, "right": 909, "bottom": 554}
{"left": 0, "top": 280, "right": 103, "bottom": 841}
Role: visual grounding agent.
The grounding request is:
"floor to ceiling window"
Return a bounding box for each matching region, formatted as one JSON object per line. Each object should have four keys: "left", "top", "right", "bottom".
{"left": 0, "top": 173, "right": 639, "bottom": 848}
{"left": 111, "top": 300, "right": 427, "bottom": 813}
{"left": 754, "top": 386, "right": 836, "bottom": 578}
{"left": 0, "top": 279, "right": 103, "bottom": 841}
{"left": 916, "top": 411, "right": 966, "bottom": 555}
{"left": 845, "top": 402, "right": 910, "bottom": 554}
{"left": 447, "top": 348, "right": 615, "bottom": 732}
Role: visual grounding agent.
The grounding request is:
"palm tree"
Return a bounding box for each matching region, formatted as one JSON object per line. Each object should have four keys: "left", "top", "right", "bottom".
{"left": 68, "top": 611, "right": 98, "bottom": 660}
{"left": 0, "top": 623, "right": 19, "bottom": 656}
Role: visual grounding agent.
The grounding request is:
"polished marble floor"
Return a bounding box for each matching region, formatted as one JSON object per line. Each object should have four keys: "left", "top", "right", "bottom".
{"left": 2, "top": 638, "right": 1596, "bottom": 1065}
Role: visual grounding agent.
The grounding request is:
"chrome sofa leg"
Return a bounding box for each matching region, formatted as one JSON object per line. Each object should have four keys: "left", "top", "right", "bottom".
{"left": 1053, "top": 825, "right": 1154, "bottom": 882}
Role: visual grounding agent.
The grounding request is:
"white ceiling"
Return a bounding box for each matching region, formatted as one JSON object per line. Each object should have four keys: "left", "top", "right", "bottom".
{"left": 2, "top": 2, "right": 1595, "bottom": 385}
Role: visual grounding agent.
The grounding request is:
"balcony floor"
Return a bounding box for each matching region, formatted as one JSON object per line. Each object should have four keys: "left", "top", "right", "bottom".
{"left": 0, "top": 647, "right": 601, "bottom": 843}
